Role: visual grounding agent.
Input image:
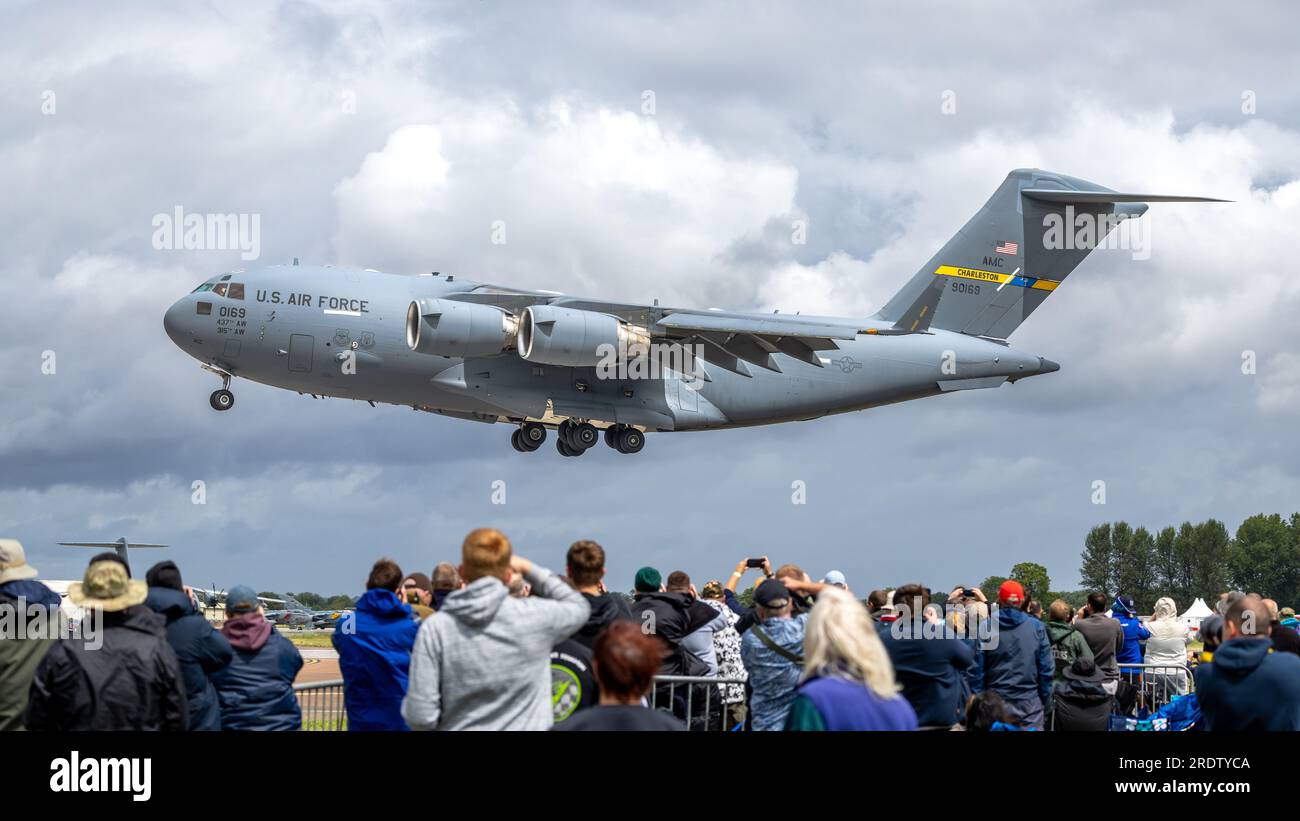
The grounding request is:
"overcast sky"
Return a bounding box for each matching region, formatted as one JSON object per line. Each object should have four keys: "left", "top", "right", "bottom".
{"left": 4, "top": 1, "right": 1299, "bottom": 599}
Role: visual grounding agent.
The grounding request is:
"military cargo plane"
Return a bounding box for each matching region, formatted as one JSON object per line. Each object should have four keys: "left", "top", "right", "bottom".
{"left": 163, "top": 169, "right": 1222, "bottom": 456}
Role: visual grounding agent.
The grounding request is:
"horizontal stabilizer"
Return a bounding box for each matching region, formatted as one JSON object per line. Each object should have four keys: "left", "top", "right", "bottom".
{"left": 1021, "top": 189, "right": 1230, "bottom": 204}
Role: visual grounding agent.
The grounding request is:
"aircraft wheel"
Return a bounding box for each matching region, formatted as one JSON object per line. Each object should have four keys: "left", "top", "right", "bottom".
{"left": 210, "top": 389, "right": 235, "bottom": 411}
{"left": 573, "top": 422, "right": 599, "bottom": 450}
{"left": 511, "top": 429, "right": 525, "bottom": 452}
{"left": 557, "top": 439, "right": 581, "bottom": 457}
{"left": 617, "top": 427, "right": 645, "bottom": 454}
{"left": 604, "top": 426, "right": 618, "bottom": 448}
{"left": 520, "top": 422, "right": 547, "bottom": 449}
{"left": 558, "top": 419, "right": 576, "bottom": 447}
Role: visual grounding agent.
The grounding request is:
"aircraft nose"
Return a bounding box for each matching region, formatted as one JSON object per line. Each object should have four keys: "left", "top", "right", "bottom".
{"left": 163, "top": 298, "right": 188, "bottom": 345}
{"left": 1037, "top": 356, "right": 1061, "bottom": 374}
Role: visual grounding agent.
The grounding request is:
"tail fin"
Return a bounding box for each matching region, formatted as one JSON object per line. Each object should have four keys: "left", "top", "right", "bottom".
{"left": 875, "top": 169, "right": 1226, "bottom": 338}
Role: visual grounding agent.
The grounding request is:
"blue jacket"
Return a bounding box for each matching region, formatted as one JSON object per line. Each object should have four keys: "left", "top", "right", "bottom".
{"left": 1111, "top": 608, "right": 1150, "bottom": 666}
{"left": 211, "top": 613, "right": 303, "bottom": 731}
{"left": 144, "top": 587, "right": 233, "bottom": 731}
{"left": 877, "top": 619, "right": 974, "bottom": 727}
{"left": 332, "top": 589, "right": 419, "bottom": 731}
{"left": 972, "top": 607, "right": 1053, "bottom": 708}
{"left": 1194, "top": 637, "right": 1300, "bottom": 731}
{"left": 788, "top": 675, "right": 919, "bottom": 731}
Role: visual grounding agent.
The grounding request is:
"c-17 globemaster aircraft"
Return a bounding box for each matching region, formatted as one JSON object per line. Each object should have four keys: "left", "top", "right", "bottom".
{"left": 163, "top": 169, "right": 1223, "bottom": 457}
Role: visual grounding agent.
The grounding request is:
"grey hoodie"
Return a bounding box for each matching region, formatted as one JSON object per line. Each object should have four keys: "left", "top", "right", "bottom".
{"left": 401, "top": 564, "right": 589, "bottom": 730}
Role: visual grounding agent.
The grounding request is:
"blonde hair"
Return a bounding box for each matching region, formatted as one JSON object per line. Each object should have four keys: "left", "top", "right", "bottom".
{"left": 802, "top": 586, "right": 900, "bottom": 700}
{"left": 461, "top": 528, "right": 512, "bottom": 583}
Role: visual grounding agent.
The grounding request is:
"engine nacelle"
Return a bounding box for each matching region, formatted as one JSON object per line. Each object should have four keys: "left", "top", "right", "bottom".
{"left": 518, "top": 305, "right": 650, "bottom": 367}
{"left": 406, "top": 298, "right": 518, "bottom": 358}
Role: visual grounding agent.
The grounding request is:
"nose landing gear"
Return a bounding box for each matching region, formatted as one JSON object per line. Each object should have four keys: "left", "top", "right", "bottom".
{"left": 202, "top": 364, "right": 236, "bottom": 412}
{"left": 209, "top": 389, "right": 235, "bottom": 411}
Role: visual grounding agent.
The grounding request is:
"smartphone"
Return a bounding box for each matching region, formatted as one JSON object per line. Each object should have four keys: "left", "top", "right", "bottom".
{"left": 746, "top": 558, "right": 766, "bottom": 568}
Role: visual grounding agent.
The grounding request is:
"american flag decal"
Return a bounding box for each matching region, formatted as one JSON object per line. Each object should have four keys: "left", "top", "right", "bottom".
{"left": 995, "top": 240, "right": 1018, "bottom": 255}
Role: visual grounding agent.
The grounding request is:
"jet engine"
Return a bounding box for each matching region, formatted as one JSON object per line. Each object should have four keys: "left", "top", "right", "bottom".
{"left": 517, "top": 305, "right": 650, "bottom": 367}
{"left": 406, "top": 298, "right": 518, "bottom": 357}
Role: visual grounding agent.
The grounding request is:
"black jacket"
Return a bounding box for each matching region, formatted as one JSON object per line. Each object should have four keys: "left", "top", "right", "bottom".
{"left": 145, "top": 587, "right": 233, "bottom": 731}
{"left": 25, "top": 604, "right": 188, "bottom": 731}
{"left": 1052, "top": 678, "right": 1113, "bottom": 731}
{"left": 630, "top": 591, "right": 719, "bottom": 675}
{"left": 572, "top": 592, "right": 634, "bottom": 648}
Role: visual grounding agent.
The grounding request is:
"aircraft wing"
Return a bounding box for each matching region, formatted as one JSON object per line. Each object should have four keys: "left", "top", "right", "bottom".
{"left": 442, "top": 287, "right": 870, "bottom": 377}
{"left": 651, "top": 310, "right": 864, "bottom": 375}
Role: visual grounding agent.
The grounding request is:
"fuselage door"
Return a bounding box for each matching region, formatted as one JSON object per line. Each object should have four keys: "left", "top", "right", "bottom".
{"left": 288, "top": 334, "right": 314, "bottom": 373}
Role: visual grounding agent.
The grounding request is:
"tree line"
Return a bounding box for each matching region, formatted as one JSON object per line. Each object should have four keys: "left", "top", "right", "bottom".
{"left": 1075, "top": 513, "right": 1300, "bottom": 614}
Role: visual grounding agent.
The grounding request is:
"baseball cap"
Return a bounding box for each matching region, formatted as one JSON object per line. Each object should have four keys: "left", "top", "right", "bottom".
{"left": 998, "top": 580, "right": 1025, "bottom": 606}
{"left": 822, "top": 570, "right": 847, "bottom": 587}
{"left": 701, "top": 580, "right": 724, "bottom": 599}
{"left": 225, "top": 585, "right": 261, "bottom": 614}
{"left": 754, "top": 578, "right": 791, "bottom": 609}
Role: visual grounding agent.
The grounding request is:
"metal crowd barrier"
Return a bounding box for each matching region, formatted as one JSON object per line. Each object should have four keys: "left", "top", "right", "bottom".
{"left": 294, "top": 679, "right": 347, "bottom": 731}
{"left": 294, "top": 675, "right": 747, "bottom": 731}
{"left": 1117, "top": 662, "right": 1195, "bottom": 712}
{"left": 649, "top": 675, "right": 749, "bottom": 731}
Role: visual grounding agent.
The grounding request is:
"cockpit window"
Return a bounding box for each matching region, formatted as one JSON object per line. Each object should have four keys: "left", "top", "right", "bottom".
{"left": 228, "top": 283, "right": 245, "bottom": 300}
{"left": 213, "top": 283, "right": 228, "bottom": 297}
{"left": 191, "top": 283, "right": 213, "bottom": 293}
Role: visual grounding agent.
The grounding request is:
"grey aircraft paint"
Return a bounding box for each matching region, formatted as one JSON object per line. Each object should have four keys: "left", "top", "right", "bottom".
{"left": 162, "top": 169, "right": 1223, "bottom": 456}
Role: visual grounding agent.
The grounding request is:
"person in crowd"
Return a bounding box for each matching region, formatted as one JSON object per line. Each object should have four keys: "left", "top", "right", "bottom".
{"left": 1051, "top": 657, "right": 1112, "bottom": 731}
{"left": 785, "top": 587, "right": 917, "bottom": 731}
{"left": 877, "top": 583, "right": 973, "bottom": 728}
{"left": 699, "top": 580, "right": 748, "bottom": 726}
{"left": 551, "top": 629, "right": 598, "bottom": 725}
{"left": 666, "top": 571, "right": 728, "bottom": 676}
{"left": 1144, "top": 596, "right": 1191, "bottom": 695}
{"left": 552, "top": 621, "right": 684, "bottom": 731}
{"left": 1262, "top": 598, "right": 1300, "bottom": 655}
{"left": 431, "top": 562, "right": 461, "bottom": 610}
{"left": 1195, "top": 594, "right": 1300, "bottom": 731}
{"left": 1026, "top": 600, "right": 1043, "bottom": 620}
{"left": 1072, "top": 591, "right": 1125, "bottom": 693}
{"left": 867, "top": 589, "right": 890, "bottom": 622}
{"left": 1111, "top": 595, "right": 1150, "bottom": 671}
{"left": 403, "top": 528, "right": 589, "bottom": 731}
{"left": 822, "top": 570, "right": 848, "bottom": 591}
{"left": 629, "top": 566, "right": 720, "bottom": 676}
{"left": 1280, "top": 606, "right": 1300, "bottom": 632}
{"left": 143, "top": 560, "right": 233, "bottom": 731}
{"left": 0, "top": 539, "right": 64, "bottom": 730}
{"left": 723, "top": 556, "right": 773, "bottom": 626}
{"left": 970, "top": 581, "right": 1052, "bottom": 729}
{"left": 333, "top": 559, "right": 420, "bottom": 731}
{"left": 400, "top": 572, "right": 435, "bottom": 620}
{"left": 1197, "top": 614, "right": 1223, "bottom": 663}
{"left": 741, "top": 577, "right": 827, "bottom": 731}
{"left": 726, "top": 560, "right": 818, "bottom": 635}
{"left": 1217, "top": 590, "right": 1246, "bottom": 615}
{"left": 566, "top": 539, "right": 632, "bottom": 648}
{"left": 211, "top": 585, "right": 303, "bottom": 731}
{"left": 1044, "top": 599, "right": 1093, "bottom": 685}
{"left": 962, "top": 691, "right": 1022, "bottom": 731}
{"left": 26, "top": 557, "right": 187, "bottom": 730}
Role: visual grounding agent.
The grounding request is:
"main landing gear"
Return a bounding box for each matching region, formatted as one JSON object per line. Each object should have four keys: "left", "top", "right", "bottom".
{"left": 510, "top": 421, "right": 548, "bottom": 453}
{"left": 203, "top": 365, "right": 235, "bottom": 412}
{"left": 509, "top": 420, "right": 646, "bottom": 456}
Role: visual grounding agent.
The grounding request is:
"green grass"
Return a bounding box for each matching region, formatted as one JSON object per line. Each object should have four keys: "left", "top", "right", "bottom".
{"left": 286, "top": 632, "right": 336, "bottom": 648}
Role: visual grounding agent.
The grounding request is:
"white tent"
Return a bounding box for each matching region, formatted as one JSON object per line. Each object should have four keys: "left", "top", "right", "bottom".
{"left": 1180, "top": 597, "right": 1214, "bottom": 632}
